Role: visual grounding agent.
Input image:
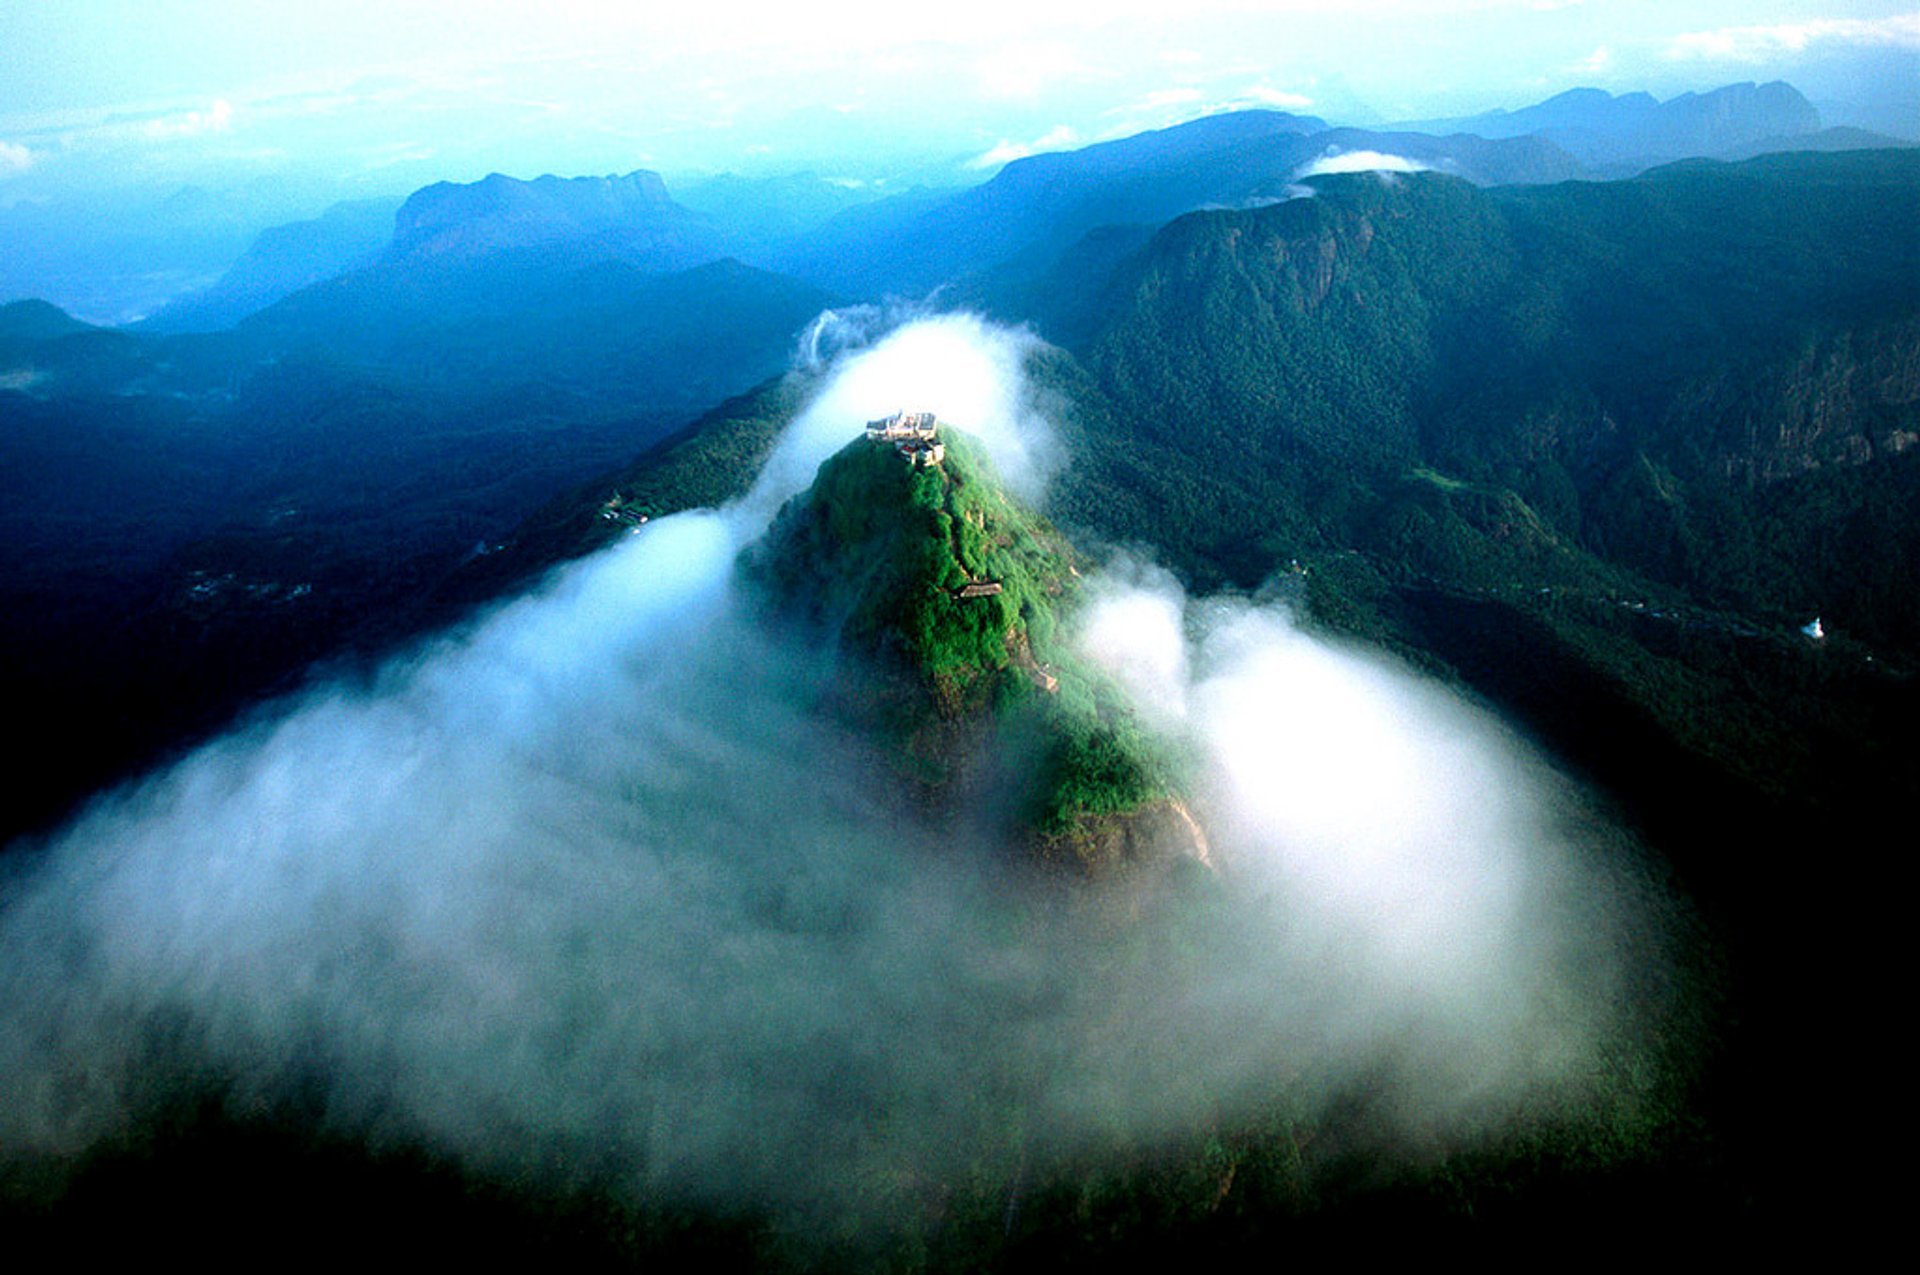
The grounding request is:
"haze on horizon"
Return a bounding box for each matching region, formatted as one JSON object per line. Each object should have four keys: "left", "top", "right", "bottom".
{"left": 2, "top": 0, "right": 1915, "bottom": 208}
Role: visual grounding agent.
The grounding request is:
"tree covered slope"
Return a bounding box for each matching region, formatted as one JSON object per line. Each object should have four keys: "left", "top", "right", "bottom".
{"left": 744, "top": 427, "right": 1182, "bottom": 867}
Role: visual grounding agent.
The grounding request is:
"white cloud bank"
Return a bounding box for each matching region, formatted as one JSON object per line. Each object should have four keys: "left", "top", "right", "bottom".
{"left": 1667, "top": 15, "right": 1920, "bottom": 62}
{"left": 968, "top": 124, "right": 1082, "bottom": 169}
{"left": 1297, "top": 148, "right": 1432, "bottom": 177}
{"left": 0, "top": 314, "right": 1683, "bottom": 1226}
{"left": 141, "top": 98, "right": 235, "bottom": 139}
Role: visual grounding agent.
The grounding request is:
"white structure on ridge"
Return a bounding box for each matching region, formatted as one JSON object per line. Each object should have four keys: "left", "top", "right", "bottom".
{"left": 866, "top": 410, "right": 945, "bottom": 467}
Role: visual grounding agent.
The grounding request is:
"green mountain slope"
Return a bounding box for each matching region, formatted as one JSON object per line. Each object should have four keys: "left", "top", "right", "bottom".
{"left": 750, "top": 429, "right": 1071, "bottom": 707}
{"left": 1039, "top": 152, "right": 1920, "bottom": 644}
{"left": 743, "top": 426, "right": 1184, "bottom": 870}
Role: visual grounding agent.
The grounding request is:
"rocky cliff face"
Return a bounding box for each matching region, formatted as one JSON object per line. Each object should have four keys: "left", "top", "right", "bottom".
{"left": 1699, "top": 317, "right": 1920, "bottom": 487}
{"left": 1031, "top": 798, "right": 1214, "bottom": 883}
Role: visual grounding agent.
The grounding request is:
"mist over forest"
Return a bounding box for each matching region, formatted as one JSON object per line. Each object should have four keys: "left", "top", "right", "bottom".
{"left": 3, "top": 3, "right": 1916, "bottom": 1262}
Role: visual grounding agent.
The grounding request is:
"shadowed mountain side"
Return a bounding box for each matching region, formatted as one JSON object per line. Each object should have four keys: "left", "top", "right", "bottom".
{"left": 388, "top": 378, "right": 815, "bottom": 639}
{"left": 226, "top": 254, "right": 834, "bottom": 405}
{"left": 0, "top": 251, "right": 834, "bottom": 845}
{"left": 141, "top": 198, "right": 403, "bottom": 334}
{"left": 0, "top": 299, "right": 96, "bottom": 343}
{"left": 1713, "top": 125, "right": 1917, "bottom": 163}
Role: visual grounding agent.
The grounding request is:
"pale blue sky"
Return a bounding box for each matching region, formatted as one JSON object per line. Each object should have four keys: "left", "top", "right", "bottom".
{"left": 1, "top": 1, "right": 1915, "bottom": 202}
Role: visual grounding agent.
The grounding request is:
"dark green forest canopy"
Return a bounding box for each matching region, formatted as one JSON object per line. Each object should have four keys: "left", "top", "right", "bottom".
{"left": 1024, "top": 153, "right": 1920, "bottom": 644}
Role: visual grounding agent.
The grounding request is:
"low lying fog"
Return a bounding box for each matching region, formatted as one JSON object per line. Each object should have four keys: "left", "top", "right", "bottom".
{"left": 0, "top": 314, "right": 1676, "bottom": 1216}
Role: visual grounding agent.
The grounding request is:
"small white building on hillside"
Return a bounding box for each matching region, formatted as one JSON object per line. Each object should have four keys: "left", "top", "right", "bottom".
{"left": 867, "top": 410, "right": 945, "bottom": 467}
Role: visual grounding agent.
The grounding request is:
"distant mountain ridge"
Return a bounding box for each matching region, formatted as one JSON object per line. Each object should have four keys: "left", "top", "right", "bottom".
{"left": 118, "top": 79, "right": 1859, "bottom": 335}
{"left": 1398, "top": 81, "right": 1825, "bottom": 170}
{"left": 144, "top": 197, "right": 402, "bottom": 333}
{"left": 0, "top": 298, "right": 94, "bottom": 343}
{"left": 774, "top": 108, "right": 1584, "bottom": 296}
{"left": 387, "top": 169, "right": 724, "bottom": 269}
{"left": 1034, "top": 150, "right": 1920, "bottom": 643}
{"left": 139, "top": 170, "right": 734, "bottom": 335}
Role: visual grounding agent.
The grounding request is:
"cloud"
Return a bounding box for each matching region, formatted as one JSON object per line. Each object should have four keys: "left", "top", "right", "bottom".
{"left": 1095, "top": 80, "right": 1322, "bottom": 143}
{"left": 360, "top": 140, "right": 437, "bottom": 169}
{"left": 1297, "top": 148, "right": 1431, "bottom": 177}
{"left": 973, "top": 41, "right": 1105, "bottom": 100}
{"left": 141, "top": 98, "right": 235, "bottom": 139}
{"left": 966, "top": 123, "right": 1081, "bottom": 169}
{"left": 1666, "top": 15, "right": 1920, "bottom": 62}
{"left": 0, "top": 315, "right": 1681, "bottom": 1233}
{"left": 0, "top": 140, "right": 34, "bottom": 175}
{"left": 1241, "top": 84, "right": 1316, "bottom": 111}
{"left": 756, "top": 311, "right": 1061, "bottom": 510}
{"left": 1134, "top": 86, "right": 1206, "bottom": 111}
{"left": 1571, "top": 45, "right": 1614, "bottom": 75}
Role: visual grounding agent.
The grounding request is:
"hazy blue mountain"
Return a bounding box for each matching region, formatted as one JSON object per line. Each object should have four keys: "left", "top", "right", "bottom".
{"left": 1292, "top": 125, "right": 1585, "bottom": 184}
{"left": 229, "top": 250, "right": 831, "bottom": 406}
{"left": 1713, "top": 124, "right": 1917, "bottom": 162}
{"left": 142, "top": 196, "right": 403, "bottom": 333}
{"left": 385, "top": 169, "right": 725, "bottom": 269}
{"left": 0, "top": 300, "right": 149, "bottom": 395}
{"left": 775, "top": 108, "right": 1582, "bottom": 297}
{"left": 0, "top": 298, "right": 94, "bottom": 343}
{"left": 177, "top": 168, "right": 769, "bottom": 388}
{"left": 1399, "top": 81, "right": 1825, "bottom": 170}
{"left": 675, "top": 170, "right": 889, "bottom": 249}
{"left": 0, "top": 179, "right": 332, "bottom": 323}
{"left": 0, "top": 244, "right": 833, "bottom": 845}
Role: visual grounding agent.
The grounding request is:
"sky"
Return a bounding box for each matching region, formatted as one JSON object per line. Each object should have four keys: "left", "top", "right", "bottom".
{"left": 1, "top": 1, "right": 1915, "bottom": 206}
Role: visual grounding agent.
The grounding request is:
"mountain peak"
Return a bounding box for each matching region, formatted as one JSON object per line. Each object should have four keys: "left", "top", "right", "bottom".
{"left": 1398, "top": 78, "right": 1819, "bottom": 166}
{"left": 386, "top": 167, "right": 718, "bottom": 266}
{"left": 0, "top": 299, "right": 92, "bottom": 341}
{"left": 749, "top": 421, "right": 1073, "bottom": 714}
{"left": 744, "top": 422, "right": 1189, "bottom": 869}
